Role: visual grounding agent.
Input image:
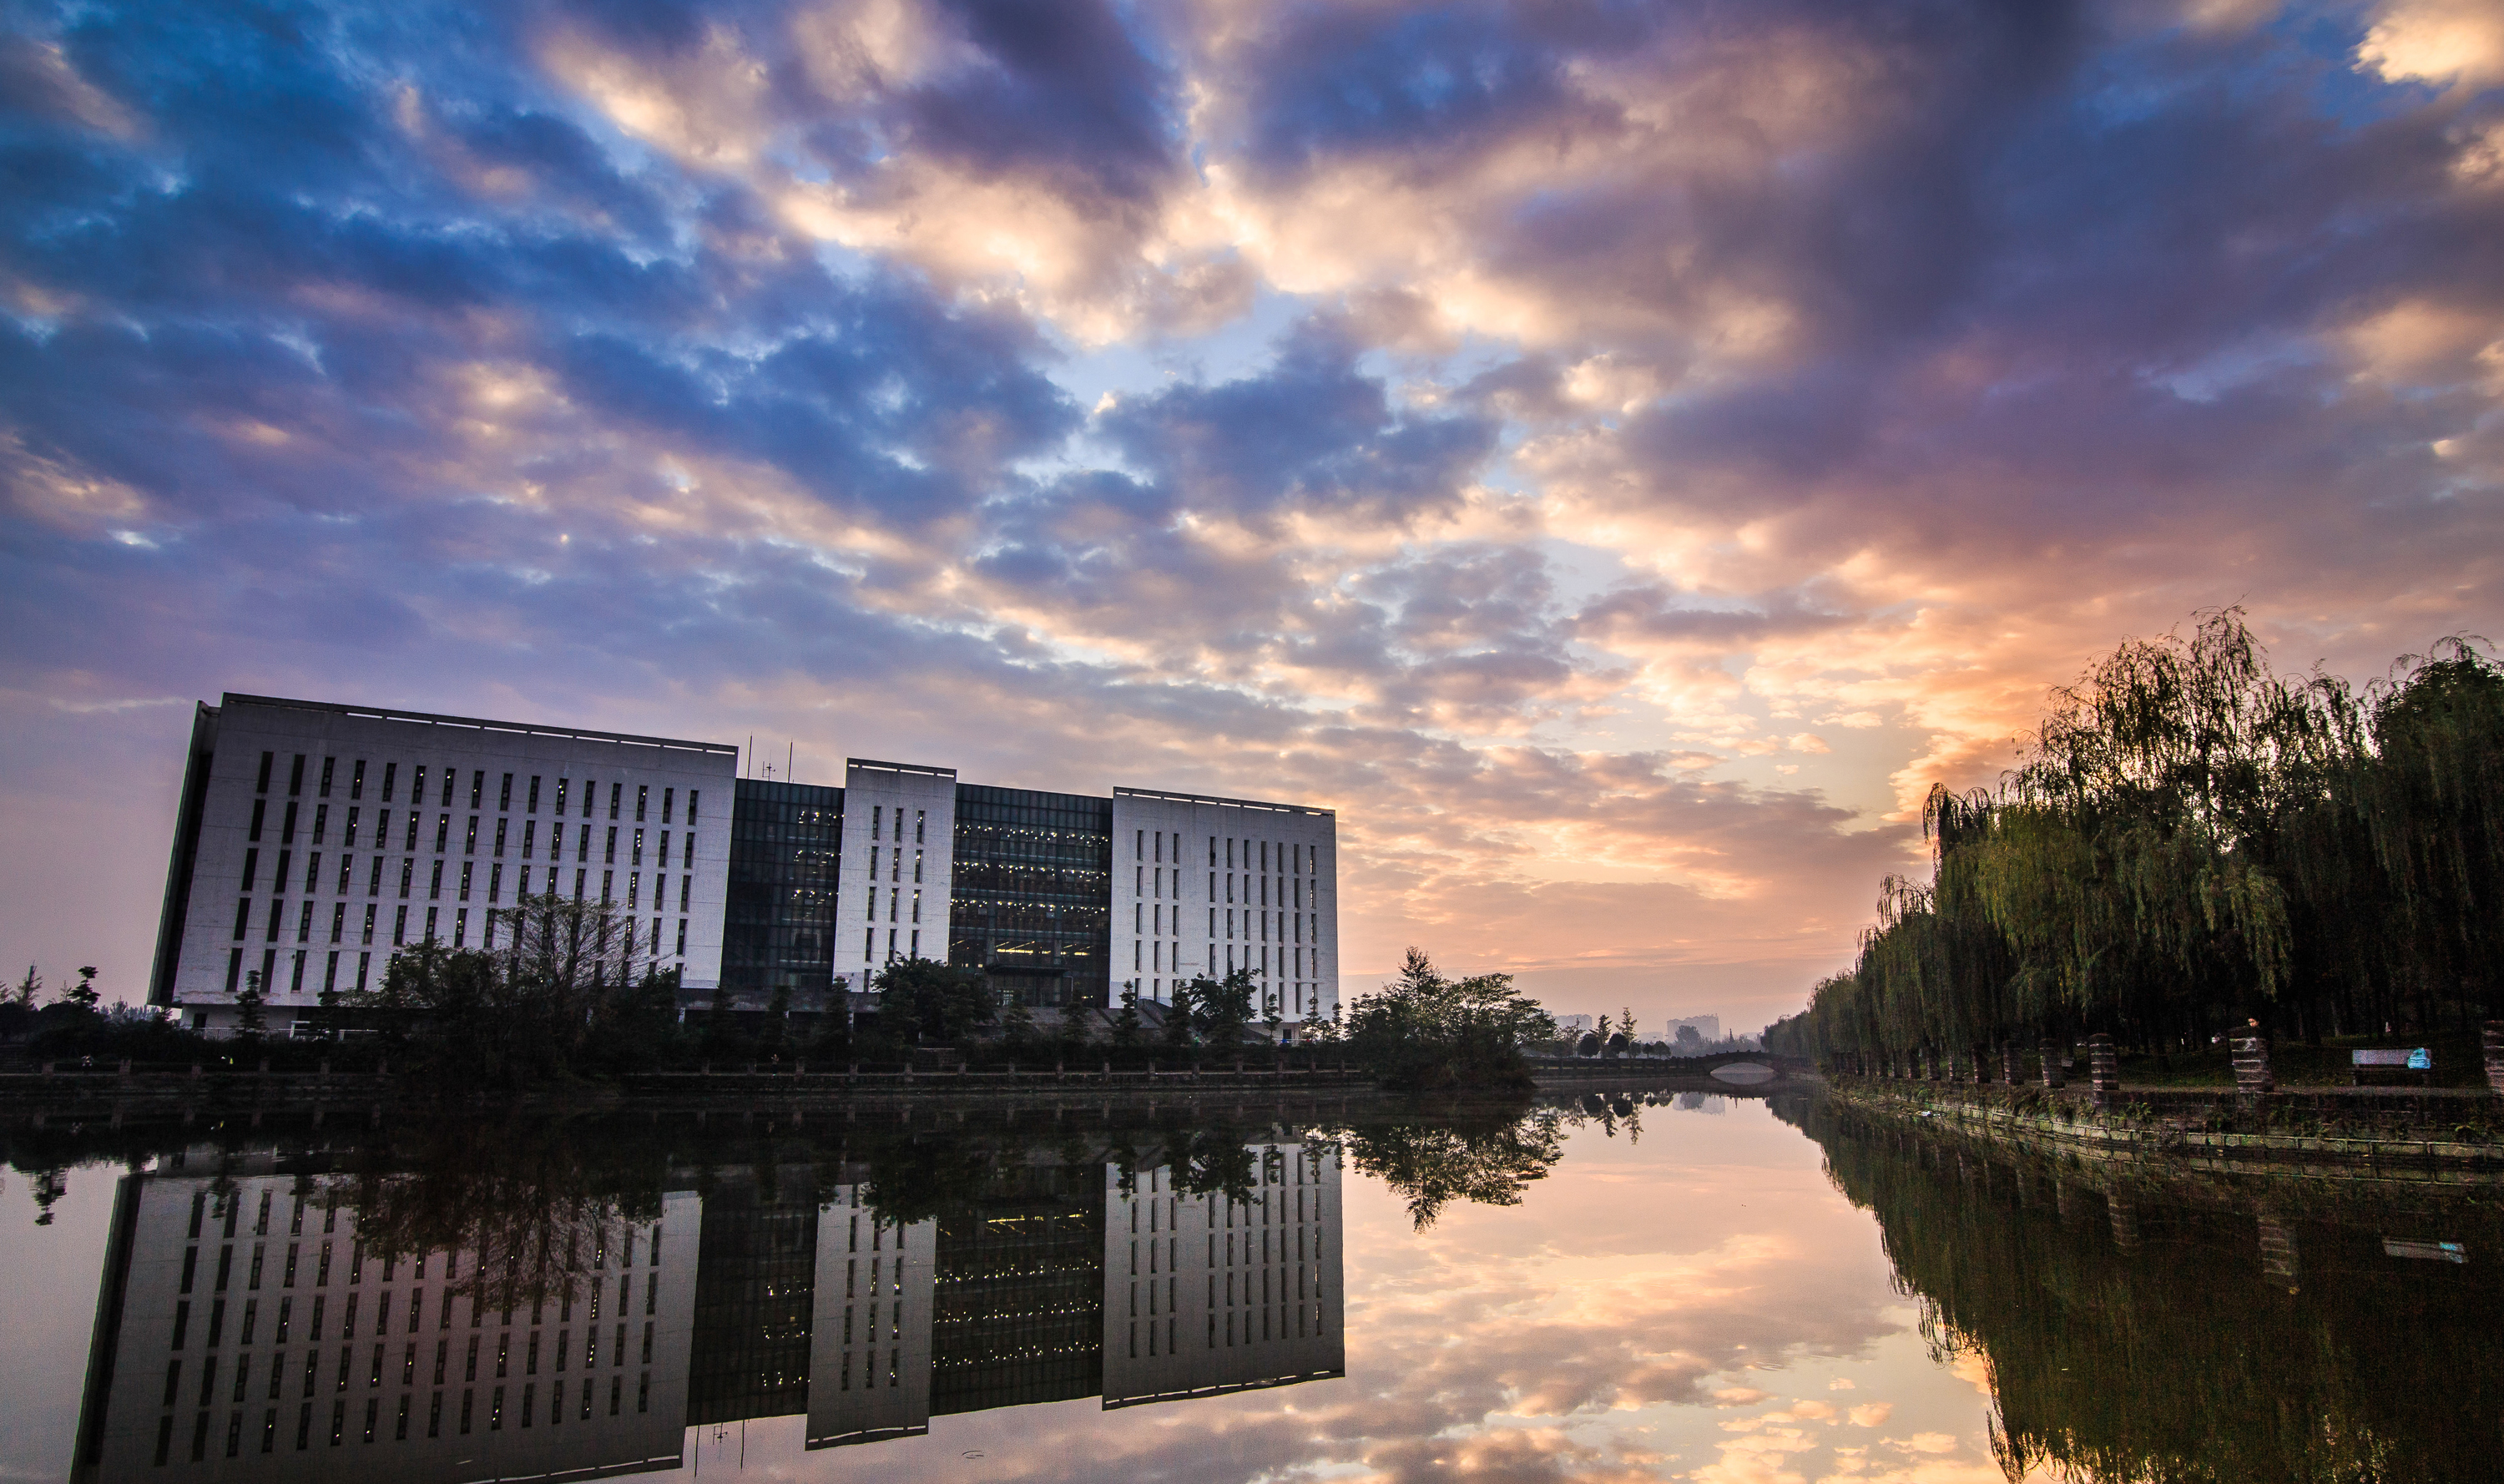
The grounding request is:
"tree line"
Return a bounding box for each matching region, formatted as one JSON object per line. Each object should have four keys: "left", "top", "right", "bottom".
{"left": 1765, "top": 611, "right": 2503, "bottom": 1068}
{"left": 9, "top": 900, "right": 1565, "bottom": 1095}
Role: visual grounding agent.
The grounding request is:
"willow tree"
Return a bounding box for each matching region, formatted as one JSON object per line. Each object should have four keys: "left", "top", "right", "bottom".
{"left": 1769, "top": 612, "right": 2502, "bottom": 1063}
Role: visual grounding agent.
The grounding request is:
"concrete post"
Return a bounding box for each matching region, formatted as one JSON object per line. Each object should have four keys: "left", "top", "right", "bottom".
{"left": 2258, "top": 1214, "right": 2298, "bottom": 1290}
{"left": 2232, "top": 1022, "right": 2274, "bottom": 1098}
{"left": 2108, "top": 1190, "right": 2141, "bottom": 1254}
{"left": 2086, "top": 1034, "right": 2119, "bottom": 1110}
{"left": 2040, "top": 1038, "right": 2067, "bottom": 1089}
{"left": 2485, "top": 1022, "right": 2504, "bottom": 1096}
{"left": 2000, "top": 1041, "right": 2022, "bottom": 1085}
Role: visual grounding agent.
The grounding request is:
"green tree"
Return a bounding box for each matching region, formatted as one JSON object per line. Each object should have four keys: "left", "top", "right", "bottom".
{"left": 1058, "top": 995, "right": 1094, "bottom": 1050}
{"left": 11, "top": 966, "right": 38, "bottom": 1007}
{"left": 1002, "top": 996, "right": 1040, "bottom": 1055}
{"left": 764, "top": 982, "right": 792, "bottom": 1053}
{"left": 873, "top": 957, "right": 994, "bottom": 1044}
{"left": 1159, "top": 982, "right": 1197, "bottom": 1053}
{"left": 1767, "top": 613, "right": 2504, "bottom": 1067}
{"left": 1110, "top": 983, "right": 1145, "bottom": 1050}
{"left": 1343, "top": 948, "right": 1556, "bottom": 1091}
{"left": 64, "top": 966, "right": 100, "bottom": 1009}
{"left": 235, "top": 971, "right": 267, "bottom": 1037}
{"left": 368, "top": 891, "right": 663, "bottom": 1088}
{"left": 1186, "top": 968, "right": 1258, "bottom": 1052}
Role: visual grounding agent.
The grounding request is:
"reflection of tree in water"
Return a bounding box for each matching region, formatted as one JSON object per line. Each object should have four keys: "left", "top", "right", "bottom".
{"left": 1556, "top": 1091, "right": 1643, "bottom": 1143}
{"left": 1788, "top": 1098, "right": 2504, "bottom": 1484}
{"left": 332, "top": 1118, "right": 665, "bottom": 1315}
{"left": 1342, "top": 1103, "right": 1565, "bottom": 1230}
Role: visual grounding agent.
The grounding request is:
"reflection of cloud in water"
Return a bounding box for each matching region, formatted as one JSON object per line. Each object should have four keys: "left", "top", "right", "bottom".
{"left": 55, "top": 1102, "right": 2022, "bottom": 1484}
{"left": 851, "top": 1100, "right": 2010, "bottom": 1484}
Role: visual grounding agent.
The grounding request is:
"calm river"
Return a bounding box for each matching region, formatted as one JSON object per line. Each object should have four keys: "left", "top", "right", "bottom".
{"left": 3, "top": 1089, "right": 2497, "bottom": 1482}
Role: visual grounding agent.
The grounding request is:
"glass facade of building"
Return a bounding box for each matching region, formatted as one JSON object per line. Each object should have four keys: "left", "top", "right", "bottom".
{"left": 722, "top": 780, "right": 845, "bottom": 1002}
{"left": 947, "top": 785, "right": 1113, "bottom": 1008}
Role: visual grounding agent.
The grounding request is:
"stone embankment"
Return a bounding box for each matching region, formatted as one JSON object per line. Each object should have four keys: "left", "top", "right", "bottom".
{"left": 1826, "top": 1030, "right": 2504, "bottom": 1177}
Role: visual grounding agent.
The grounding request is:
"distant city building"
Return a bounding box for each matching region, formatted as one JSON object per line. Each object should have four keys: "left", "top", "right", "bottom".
{"left": 150, "top": 696, "right": 1340, "bottom": 1036}
{"left": 1668, "top": 1016, "right": 1722, "bottom": 1043}
{"left": 1553, "top": 1014, "right": 1595, "bottom": 1036}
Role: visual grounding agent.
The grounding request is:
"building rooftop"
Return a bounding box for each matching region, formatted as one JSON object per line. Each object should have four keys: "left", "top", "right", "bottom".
{"left": 220, "top": 692, "right": 738, "bottom": 756}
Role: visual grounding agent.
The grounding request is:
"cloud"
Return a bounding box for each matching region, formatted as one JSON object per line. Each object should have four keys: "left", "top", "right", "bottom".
{"left": 1, "top": 0, "right": 2500, "bottom": 1028}
{"left": 2358, "top": 0, "right": 2504, "bottom": 87}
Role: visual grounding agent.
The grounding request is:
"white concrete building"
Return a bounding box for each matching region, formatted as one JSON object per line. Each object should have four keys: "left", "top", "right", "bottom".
{"left": 149, "top": 698, "right": 1342, "bottom": 1035}
{"left": 1109, "top": 788, "right": 1339, "bottom": 1025}
{"left": 71, "top": 1156, "right": 699, "bottom": 1483}
{"left": 826, "top": 760, "right": 960, "bottom": 992}
{"left": 149, "top": 695, "right": 737, "bottom": 1035}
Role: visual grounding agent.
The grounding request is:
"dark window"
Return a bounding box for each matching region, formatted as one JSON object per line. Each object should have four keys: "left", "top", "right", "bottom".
{"left": 287, "top": 753, "right": 305, "bottom": 795}
{"left": 440, "top": 770, "right": 455, "bottom": 807}
{"left": 256, "top": 753, "right": 274, "bottom": 794}
{"left": 280, "top": 801, "right": 298, "bottom": 845}
{"left": 241, "top": 849, "right": 259, "bottom": 890}
{"left": 351, "top": 760, "right": 366, "bottom": 800}
{"left": 528, "top": 776, "right": 541, "bottom": 813}
{"left": 320, "top": 758, "right": 336, "bottom": 798}
{"left": 499, "top": 774, "right": 512, "bottom": 811}
{"left": 249, "top": 799, "right": 266, "bottom": 842}
{"left": 608, "top": 783, "right": 622, "bottom": 820}
{"left": 636, "top": 785, "right": 648, "bottom": 821}
{"left": 381, "top": 762, "right": 396, "bottom": 802}
{"left": 311, "top": 805, "right": 326, "bottom": 844}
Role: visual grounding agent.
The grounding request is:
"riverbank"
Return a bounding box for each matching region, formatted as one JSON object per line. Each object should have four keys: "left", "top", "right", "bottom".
{"left": 1825, "top": 1077, "right": 2504, "bottom": 1178}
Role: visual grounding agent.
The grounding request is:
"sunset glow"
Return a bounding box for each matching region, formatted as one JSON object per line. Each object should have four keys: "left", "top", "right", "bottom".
{"left": 4, "top": 0, "right": 2499, "bottom": 1030}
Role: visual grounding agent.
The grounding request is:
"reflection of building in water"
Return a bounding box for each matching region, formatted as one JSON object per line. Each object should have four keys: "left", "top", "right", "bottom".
{"left": 932, "top": 1163, "right": 1106, "bottom": 1413}
{"left": 71, "top": 1156, "right": 699, "bottom": 1484}
{"left": 1103, "top": 1142, "right": 1344, "bottom": 1408}
{"left": 78, "top": 1143, "right": 1342, "bottom": 1476}
{"left": 805, "top": 1184, "right": 935, "bottom": 1450}
{"left": 683, "top": 1168, "right": 817, "bottom": 1425}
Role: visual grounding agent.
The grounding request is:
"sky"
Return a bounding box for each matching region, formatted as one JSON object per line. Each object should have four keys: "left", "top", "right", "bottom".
{"left": 3, "top": 0, "right": 2501, "bottom": 1033}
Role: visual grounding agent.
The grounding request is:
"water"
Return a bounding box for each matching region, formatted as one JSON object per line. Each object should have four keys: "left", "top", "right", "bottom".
{"left": 3, "top": 1090, "right": 2498, "bottom": 1483}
